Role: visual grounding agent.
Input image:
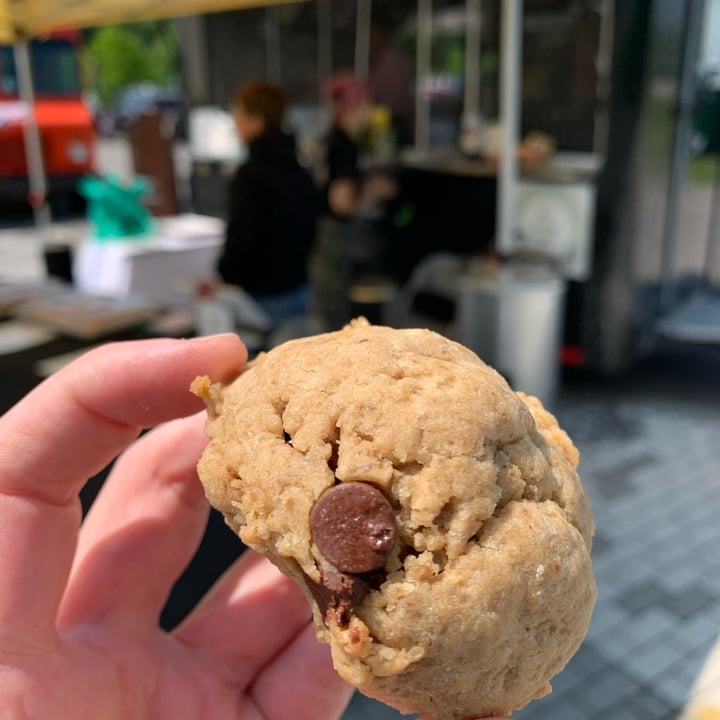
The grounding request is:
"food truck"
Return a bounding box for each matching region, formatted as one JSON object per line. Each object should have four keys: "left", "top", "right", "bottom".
{"left": 0, "top": 31, "right": 96, "bottom": 208}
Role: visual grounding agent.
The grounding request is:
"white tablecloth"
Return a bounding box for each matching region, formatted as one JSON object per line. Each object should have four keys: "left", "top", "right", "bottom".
{"left": 74, "top": 214, "right": 224, "bottom": 309}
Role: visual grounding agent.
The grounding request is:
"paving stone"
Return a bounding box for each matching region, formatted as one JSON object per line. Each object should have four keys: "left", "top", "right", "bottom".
{"left": 658, "top": 622, "right": 709, "bottom": 657}
{"left": 567, "top": 665, "right": 639, "bottom": 714}
{"left": 655, "top": 562, "right": 713, "bottom": 592}
{"left": 547, "top": 666, "right": 582, "bottom": 697}
{"left": 617, "top": 581, "right": 672, "bottom": 615}
{"left": 678, "top": 615, "right": 720, "bottom": 655}
{"left": 694, "top": 599, "right": 720, "bottom": 626}
{"left": 608, "top": 494, "right": 654, "bottom": 526}
{"left": 622, "top": 607, "right": 678, "bottom": 647}
{"left": 672, "top": 648, "right": 715, "bottom": 687}
{"left": 619, "top": 639, "right": 686, "bottom": 683}
{"left": 611, "top": 519, "right": 662, "bottom": 549}
{"left": 341, "top": 693, "right": 408, "bottom": 720}
{"left": 706, "top": 569, "right": 720, "bottom": 592}
{"left": 565, "top": 642, "right": 609, "bottom": 679}
{"left": 695, "top": 514, "right": 720, "bottom": 541}
{"left": 658, "top": 583, "right": 716, "bottom": 619}
{"left": 593, "top": 566, "right": 633, "bottom": 599}
{"left": 691, "top": 651, "right": 720, "bottom": 697}
{"left": 515, "top": 695, "right": 586, "bottom": 720}
{"left": 654, "top": 668, "right": 693, "bottom": 707}
{"left": 591, "top": 701, "right": 645, "bottom": 720}
{"left": 590, "top": 531, "right": 614, "bottom": 557}
{"left": 586, "top": 600, "right": 628, "bottom": 638}
{"left": 594, "top": 632, "right": 637, "bottom": 663}
{"left": 622, "top": 685, "right": 676, "bottom": 719}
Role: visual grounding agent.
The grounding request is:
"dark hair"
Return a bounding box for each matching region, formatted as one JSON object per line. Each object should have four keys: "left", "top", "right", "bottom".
{"left": 233, "top": 82, "right": 287, "bottom": 132}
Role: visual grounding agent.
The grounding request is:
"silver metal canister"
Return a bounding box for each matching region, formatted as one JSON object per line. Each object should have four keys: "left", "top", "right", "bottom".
{"left": 458, "top": 260, "right": 566, "bottom": 407}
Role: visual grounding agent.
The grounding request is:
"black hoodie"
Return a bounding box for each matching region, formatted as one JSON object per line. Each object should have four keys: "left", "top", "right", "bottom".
{"left": 218, "top": 130, "right": 320, "bottom": 295}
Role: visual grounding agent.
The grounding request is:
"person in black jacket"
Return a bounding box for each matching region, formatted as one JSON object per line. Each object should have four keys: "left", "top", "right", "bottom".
{"left": 218, "top": 82, "right": 320, "bottom": 329}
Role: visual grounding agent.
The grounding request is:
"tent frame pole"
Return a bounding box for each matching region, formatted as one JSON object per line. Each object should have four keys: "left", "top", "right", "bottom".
{"left": 495, "top": 0, "right": 522, "bottom": 255}
{"left": 14, "top": 38, "right": 52, "bottom": 237}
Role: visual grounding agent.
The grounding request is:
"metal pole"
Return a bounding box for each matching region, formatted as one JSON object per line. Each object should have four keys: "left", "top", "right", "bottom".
{"left": 415, "top": 0, "right": 432, "bottom": 151}
{"left": 658, "top": 0, "right": 704, "bottom": 313}
{"left": 317, "top": 0, "right": 332, "bottom": 100}
{"left": 14, "top": 39, "right": 52, "bottom": 236}
{"left": 495, "top": 0, "right": 522, "bottom": 255}
{"left": 355, "top": 0, "right": 372, "bottom": 80}
{"left": 265, "top": 6, "right": 281, "bottom": 84}
{"left": 176, "top": 16, "right": 210, "bottom": 106}
{"left": 464, "top": 0, "right": 482, "bottom": 124}
{"left": 593, "top": 0, "right": 614, "bottom": 158}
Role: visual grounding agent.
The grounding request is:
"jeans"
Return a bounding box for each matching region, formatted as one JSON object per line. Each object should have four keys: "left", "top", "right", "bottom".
{"left": 251, "top": 283, "right": 310, "bottom": 330}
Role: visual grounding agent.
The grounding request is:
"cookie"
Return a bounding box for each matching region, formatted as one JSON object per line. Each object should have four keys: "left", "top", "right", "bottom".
{"left": 192, "top": 319, "right": 596, "bottom": 719}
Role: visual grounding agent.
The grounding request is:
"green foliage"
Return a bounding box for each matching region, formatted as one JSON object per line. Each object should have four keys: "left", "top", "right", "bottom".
{"left": 81, "top": 21, "right": 179, "bottom": 106}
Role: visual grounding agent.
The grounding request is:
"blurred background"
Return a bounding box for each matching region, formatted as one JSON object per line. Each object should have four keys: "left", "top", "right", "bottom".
{"left": 1, "top": 1, "right": 719, "bottom": 719}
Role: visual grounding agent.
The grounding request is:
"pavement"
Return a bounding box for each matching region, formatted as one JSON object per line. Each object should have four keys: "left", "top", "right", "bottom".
{"left": 513, "top": 346, "right": 720, "bottom": 720}
{"left": 342, "top": 342, "right": 720, "bottom": 720}
{"left": 2, "top": 218, "right": 720, "bottom": 720}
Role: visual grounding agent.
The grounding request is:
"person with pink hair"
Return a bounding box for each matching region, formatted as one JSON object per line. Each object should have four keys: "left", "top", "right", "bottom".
{"left": 322, "top": 72, "right": 396, "bottom": 219}
{"left": 309, "top": 72, "right": 398, "bottom": 330}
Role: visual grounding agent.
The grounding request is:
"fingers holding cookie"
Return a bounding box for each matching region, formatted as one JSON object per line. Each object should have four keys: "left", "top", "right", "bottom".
{"left": 58, "top": 414, "right": 211, "bottom": 630}
{"left": 0, "top": 334, "right": 245, "bottom": 652}
{"left": 248, "top": 622, "right": 354, "bottom": 720}
{"left": 174, "top": 550, "right": 312, "bottom": 687}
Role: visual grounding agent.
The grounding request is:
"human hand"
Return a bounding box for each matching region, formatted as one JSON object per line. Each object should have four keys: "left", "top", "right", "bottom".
{"left": 0, "top": 335, "right": 353, "bottom": 720}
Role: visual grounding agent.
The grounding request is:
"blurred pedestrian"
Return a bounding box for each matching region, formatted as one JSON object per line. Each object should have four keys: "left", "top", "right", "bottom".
{"left": 309, "top": 73, "right": 397, "bottom": 330}
{"left": 218, "top": 81, "right": 320, "bottom": 333}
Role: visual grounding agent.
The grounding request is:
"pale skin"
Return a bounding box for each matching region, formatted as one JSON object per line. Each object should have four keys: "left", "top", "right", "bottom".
{"left": 0, "top": 334, "right": 508, "bottom": 720}
{"left": 233, "top": 104, "right": 265, "bottom": 145}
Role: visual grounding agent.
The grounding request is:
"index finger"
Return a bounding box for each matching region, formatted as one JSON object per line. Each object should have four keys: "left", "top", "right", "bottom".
{"left": 0, "top": 334, "right": 245, "bottom": 652}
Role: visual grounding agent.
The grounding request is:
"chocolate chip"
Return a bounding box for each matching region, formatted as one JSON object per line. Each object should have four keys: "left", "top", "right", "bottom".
{"left": 303, "top": 569, "right": 369, "bottom": 627}
{"left": 310, "top": 482, "right": 397, "bottom": 573}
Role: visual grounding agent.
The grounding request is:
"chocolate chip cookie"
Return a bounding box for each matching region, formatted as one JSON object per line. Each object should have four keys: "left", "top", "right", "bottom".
{"left": 192, "top": 319, "right": 596, "bottom": 719}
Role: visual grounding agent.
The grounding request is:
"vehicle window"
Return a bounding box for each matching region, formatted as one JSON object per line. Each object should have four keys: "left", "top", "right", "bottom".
{"left": 31, "top": 40, "right": 81, "bottom": 95}
{"left": 0, "top": 46, "right": 18, "bottom": 95}
{"left": 0, "top": 40, "right": 79, "bottom": 97}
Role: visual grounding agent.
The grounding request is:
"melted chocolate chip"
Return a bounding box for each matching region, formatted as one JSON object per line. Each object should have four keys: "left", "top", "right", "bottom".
{"left": 303, "top": 569, "right": 369, "bottom": 627}
{"left": 310, "top": 482, "right": 397, "bottom": 574}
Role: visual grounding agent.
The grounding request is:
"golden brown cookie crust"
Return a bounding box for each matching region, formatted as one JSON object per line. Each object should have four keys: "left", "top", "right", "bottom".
{"left": 192, "top": 319, "right": 596, "bottom": 719}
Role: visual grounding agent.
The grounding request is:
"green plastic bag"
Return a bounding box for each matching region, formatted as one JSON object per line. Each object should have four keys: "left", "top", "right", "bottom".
{"left": 78, "top": 174, "right": 154, "bottom": 241}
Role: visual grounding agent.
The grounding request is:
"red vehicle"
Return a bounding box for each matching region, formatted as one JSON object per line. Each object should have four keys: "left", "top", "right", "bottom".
{"left": 0, "top": 31, "right": 96, "bottom": 208}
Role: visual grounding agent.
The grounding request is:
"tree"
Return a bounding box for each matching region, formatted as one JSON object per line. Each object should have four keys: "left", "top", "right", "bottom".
{"left": 81, "top": 21, "right": 179, "bottom": 106}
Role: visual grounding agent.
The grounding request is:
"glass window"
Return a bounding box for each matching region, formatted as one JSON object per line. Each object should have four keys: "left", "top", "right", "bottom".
{"left": 0, "top": 46, "right": 18, "bottom": 95}
{"left": 31, "top": 40, "right": 81, "bottom": 95}
{"left": 0, "top": 39, "right": 80, "bottom": 97}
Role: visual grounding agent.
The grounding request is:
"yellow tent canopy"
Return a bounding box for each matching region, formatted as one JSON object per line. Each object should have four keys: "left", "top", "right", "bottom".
{"left": 0, "top": 0, "right": 302, "bottom": 43}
